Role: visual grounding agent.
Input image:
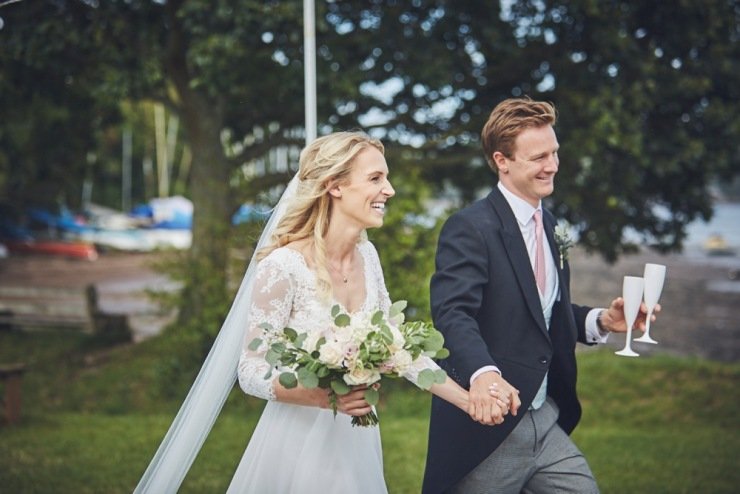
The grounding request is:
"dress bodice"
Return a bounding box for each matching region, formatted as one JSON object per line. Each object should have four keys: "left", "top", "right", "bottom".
{"left": 237, "top": 240, "right": 438, "bottom": 401}
{"left": 237, "top": 241, "right": 391, "bottom": 400}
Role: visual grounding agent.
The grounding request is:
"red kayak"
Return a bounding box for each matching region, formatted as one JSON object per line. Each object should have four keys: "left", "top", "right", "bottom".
{"left": 3, "top": 239, "right": 98, "bottom": 261}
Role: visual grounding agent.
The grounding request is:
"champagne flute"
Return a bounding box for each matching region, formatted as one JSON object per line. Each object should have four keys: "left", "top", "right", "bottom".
{"left": 635, "top": 263, "right": 666, "bottom": 344}
{"left": 615, "top": 276, "right": 644, "bottom": 357}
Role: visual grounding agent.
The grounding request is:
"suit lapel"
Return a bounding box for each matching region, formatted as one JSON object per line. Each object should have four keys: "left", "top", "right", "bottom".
{"left": 543, "top": 212, "right": 566, "bottom": 302}
{"left": 543, "top": 211, "right": 579, "bottom": 341}
{"left": 487, "top": 189, "right": 549, "bottom": 338}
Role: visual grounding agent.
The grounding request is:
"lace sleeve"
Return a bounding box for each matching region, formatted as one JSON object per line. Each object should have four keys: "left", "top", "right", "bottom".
{"left": 362, "top": 241, "right": 442, "bottom": 387}
{"left": 236, "top": 253, "right": 294, "bottom": 401}
{"left": 401, "top": 355, "right": 442, "bottom": 388}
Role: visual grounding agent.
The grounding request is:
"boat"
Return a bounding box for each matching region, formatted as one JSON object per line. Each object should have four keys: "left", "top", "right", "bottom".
{"left": 2, "top": 238, "right": 98, "bottom": 260}
{"left": 703, "top": 234, "right": 735, "bottom": 256}
{"left": 0, "top": 213, "right": 98, "bottom": 260}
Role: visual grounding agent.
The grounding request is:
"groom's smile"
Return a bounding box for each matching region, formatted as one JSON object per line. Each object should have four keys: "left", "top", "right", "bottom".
{"left": 496, "top": 124, "right": 560, "bottom": 208}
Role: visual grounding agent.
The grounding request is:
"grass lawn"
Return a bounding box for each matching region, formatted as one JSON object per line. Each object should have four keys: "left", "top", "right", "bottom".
{"left": 1, "top": 330, "right": 738, "bottom": 493}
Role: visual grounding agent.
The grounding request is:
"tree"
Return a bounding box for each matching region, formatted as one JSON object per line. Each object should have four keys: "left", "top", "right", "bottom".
{"left": 1, "top": 0, "right": 737, "bottom": 337}
{"left": 0, "top": 0, "right": 118, "bottom": 210}
{"left": 318, "top": 0, "right": 740, "bottom": 260}
{"left": 1, "top": 0, "right": 312, "bottom": 338}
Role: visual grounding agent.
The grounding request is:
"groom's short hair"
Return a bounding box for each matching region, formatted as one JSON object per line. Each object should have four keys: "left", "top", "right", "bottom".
{"left": 481, "top": 97, "right": 557, "bottom": 172}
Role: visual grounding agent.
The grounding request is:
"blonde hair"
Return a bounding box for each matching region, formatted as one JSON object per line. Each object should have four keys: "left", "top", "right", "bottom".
{"left": 481, "top": 97, "right": 557, "bottom": 172}
{"left": 257, "top": 131, "right": 384, "bottom": 295}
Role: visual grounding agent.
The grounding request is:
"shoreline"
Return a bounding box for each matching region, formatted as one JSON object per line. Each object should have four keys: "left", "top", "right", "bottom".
{"left": 1, "top": 247, "right": 738, "bottom": 362}
{"left": 568, "top": 247, "right": 739, "bottom": 363}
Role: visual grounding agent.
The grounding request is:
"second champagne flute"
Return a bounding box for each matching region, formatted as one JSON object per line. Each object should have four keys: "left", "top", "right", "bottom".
{"left": 615, "top": 276, "right": 644, "bottom": 357}
{"left": 635, "top": 263, "right": 666, "bottom": 344}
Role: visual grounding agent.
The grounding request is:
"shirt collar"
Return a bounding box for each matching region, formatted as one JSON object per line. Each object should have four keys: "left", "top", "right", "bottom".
{"left": 497, "top": 182, "right": 541, "bottom": 226}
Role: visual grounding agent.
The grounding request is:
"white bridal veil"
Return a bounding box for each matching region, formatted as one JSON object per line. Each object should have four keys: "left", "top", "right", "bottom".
{"left": 134, "top": 175, "right": 299, "bottom": 493}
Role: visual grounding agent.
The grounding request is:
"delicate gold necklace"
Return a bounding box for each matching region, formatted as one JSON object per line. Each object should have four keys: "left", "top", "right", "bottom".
{"left": 329, "top": 260, "right": 351, "bottom": 283}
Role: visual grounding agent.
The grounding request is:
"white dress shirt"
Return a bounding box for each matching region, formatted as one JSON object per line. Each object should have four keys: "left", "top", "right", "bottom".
{"left": 470, "top": 183, "right": 608, "bottom": 386}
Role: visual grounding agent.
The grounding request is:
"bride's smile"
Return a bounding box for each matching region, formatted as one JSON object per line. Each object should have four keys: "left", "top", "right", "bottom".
{"left": 330, "top": 146, "right": 395, "bottom": 230}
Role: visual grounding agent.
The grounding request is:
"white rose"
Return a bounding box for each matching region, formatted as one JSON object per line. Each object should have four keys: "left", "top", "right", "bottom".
{"left": 388, "top": 349, "right": 413, "bottom": 374}
{"left": 303, "top": 330, "right": 325, "bottom": 353}
{"left": 389, "top": 326, "right": 405, "bottom": 351}
{"left": 319, "top": 341, "right": 345, "bottom": 367}
{"left": 343, "top": 367, "right": 381, "bottom": 386}
{"left": 349, "top": 313, "right": 374, "bottom": 341}
{"left": 333, "top": 325, "right": 355, "bottom": 344}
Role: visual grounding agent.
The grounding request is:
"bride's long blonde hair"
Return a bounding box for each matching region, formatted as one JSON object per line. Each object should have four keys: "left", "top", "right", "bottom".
{"left": 257, "top": 131, "right": 384, "bottom": 295}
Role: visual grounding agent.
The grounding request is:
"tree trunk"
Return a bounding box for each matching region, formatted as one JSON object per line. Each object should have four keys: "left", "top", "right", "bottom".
{"left": 176, "top": 100, "right": 232, "bottom": 334}
{"left": 161, "top": 0, "right": 234, "bottom": 338}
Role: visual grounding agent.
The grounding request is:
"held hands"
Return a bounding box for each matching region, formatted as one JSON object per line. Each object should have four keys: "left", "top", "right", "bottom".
{"left": 468, "top": 371, "right": 521, "bottom": 426}
{"left": 600, "top": 298, "right": 662, "bottom": 334}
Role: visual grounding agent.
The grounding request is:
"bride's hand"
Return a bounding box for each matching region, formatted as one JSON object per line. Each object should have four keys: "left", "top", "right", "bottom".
{"left": 335, "top": 385, "right": 375, "bottom": 417}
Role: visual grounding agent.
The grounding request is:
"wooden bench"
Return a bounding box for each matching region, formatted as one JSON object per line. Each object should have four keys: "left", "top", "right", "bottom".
{"left": 0, "top": 363, "right": 27, "bottom": 425}
{"left": 0, "top": 285, "right": 131, "bottom": 342}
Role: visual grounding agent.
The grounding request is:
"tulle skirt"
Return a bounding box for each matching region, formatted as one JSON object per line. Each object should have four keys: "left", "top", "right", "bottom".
{"left": 227, "top": 401, "right": 387, "bottom": 494}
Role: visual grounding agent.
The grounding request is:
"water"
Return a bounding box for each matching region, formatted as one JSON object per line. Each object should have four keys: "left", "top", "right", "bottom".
{"left": 684, "top": 202, "right": 740, "bottom": 254}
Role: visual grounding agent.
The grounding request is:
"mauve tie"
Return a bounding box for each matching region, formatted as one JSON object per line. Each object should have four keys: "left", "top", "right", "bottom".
{"left": 534, "top": 209, "right": 546, "bottom": 295}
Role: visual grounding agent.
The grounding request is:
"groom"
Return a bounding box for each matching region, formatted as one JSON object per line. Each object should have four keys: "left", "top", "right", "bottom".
{"left": 423, "top": 97, "right": 657, "bottom": 493}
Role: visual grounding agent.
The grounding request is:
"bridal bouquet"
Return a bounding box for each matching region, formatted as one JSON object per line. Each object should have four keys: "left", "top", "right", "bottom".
{"left": 248, "top": 300, "right": 449, "bottom": 426}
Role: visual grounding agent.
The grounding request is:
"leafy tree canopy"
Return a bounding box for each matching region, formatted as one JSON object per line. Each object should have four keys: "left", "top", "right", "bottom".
{"left": 1, "top": 0, "right": 738, "bottom": 331}
{"left": 319, "top": 0, "right": 740, "bottom": 260}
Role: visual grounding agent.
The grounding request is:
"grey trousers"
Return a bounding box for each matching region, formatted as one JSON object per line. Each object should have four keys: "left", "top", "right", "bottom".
{"left": 450, "top": 398, "right": 599, "bottom": 494}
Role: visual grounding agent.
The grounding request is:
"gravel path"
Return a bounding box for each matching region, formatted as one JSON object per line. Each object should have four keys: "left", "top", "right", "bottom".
{"left": 0, "top": 252, "right": 178, "bottom": 342}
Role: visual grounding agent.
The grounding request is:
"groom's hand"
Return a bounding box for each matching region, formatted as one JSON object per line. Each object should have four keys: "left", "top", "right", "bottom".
{"left": 600, "top": 297, "right": 662, "bottom": 333}
{"left": 468, "top": 372, "right": 520, "bottom": 425}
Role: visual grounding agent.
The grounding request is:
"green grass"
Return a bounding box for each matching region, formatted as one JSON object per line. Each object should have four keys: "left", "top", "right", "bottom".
{"left": 1, "top": 330, "right": 738, "bottom": 493}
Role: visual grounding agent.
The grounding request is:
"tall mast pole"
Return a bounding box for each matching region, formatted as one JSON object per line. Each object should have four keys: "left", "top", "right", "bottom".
{"left": 304, "top": 0, "right": 317, "bottom": 144}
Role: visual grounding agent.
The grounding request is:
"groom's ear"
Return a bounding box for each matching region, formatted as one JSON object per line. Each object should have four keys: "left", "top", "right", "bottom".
{"left": 492, "top": 151, "right": 509, "bottom": 174}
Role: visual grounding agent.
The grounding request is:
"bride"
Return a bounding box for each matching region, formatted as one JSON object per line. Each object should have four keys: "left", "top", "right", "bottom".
{"left": 227, "top": 131, "right": 469, "bottom": 493}
{"left": 135, "top": 131, "right": 497, "bottom": 494}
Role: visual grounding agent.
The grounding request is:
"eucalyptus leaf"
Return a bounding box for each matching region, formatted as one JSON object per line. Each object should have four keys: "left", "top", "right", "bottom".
{"left": 425, "top": 332, "right": 444, "bottom": 351}
{"left": 294, "top": 333, "right": 307, "bottom": 348}
{"left": 279, "top": 372, "right": 298, "bottom": 389}
{"left": 435, "top": 348, "right": 450, "bottom": 360}
{"left": 330, "top": 379, "right": 351, "bottom": 396}
{"left": 389, "top": 300, "right": 407, "bottom": 317}
{"left": 335, "top": 314, "right": 351, "bottom": 327}
{"left": 380, "top": 326, "right": 394, "bottom": 344}
{"left": 417, "top": 369, "right": 434, "bottom": 390}
{"left": 284, "top": 327, "right": 298, "bottom": 340}
{"left": 331, "top": 305, "right": 340, "bottom": 318}
{"left": 247, "top": 338, "right": 262, "bottom": 351}
{"left": 371, "top": 310, "right": 384, "bottom": 325}
{"left": 433, "top": 369, "right": 448, "bottom": 384}
{"left": 265, "top": 349, "right": 280, "bottom": 366}
{"left": 364, "top": 386, "right": 380, "bottom": 406}
{"left": 297, "top": 368, "right": 319, "bottom": 388}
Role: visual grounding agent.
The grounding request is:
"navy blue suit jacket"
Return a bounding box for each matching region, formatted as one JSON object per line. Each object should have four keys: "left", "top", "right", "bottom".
{"left": 422, "top": 187, "right": 593, "bottom": 494}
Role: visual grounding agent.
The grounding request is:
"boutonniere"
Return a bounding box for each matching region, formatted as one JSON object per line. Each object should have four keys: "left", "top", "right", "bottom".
{"left": 553, "top": 222, "right": 575, "bottom": 269}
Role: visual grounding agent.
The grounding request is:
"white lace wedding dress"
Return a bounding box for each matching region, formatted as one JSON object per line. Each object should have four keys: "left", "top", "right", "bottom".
{"left": 227, "top": 240, "right": 439, "bottom": 494}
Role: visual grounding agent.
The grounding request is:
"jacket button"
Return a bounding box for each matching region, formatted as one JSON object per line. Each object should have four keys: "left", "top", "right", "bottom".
{"left": 539, "top": 357, "right": 548, "bottom": 365}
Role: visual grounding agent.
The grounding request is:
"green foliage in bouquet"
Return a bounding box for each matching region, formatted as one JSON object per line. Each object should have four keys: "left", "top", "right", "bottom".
{"left": 248, "top": 300, "right": 448, "bottom": 426}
